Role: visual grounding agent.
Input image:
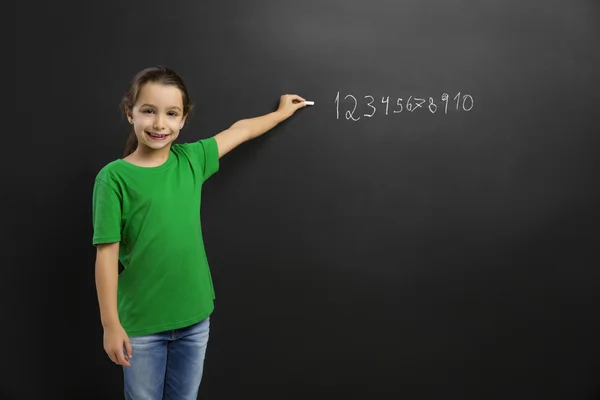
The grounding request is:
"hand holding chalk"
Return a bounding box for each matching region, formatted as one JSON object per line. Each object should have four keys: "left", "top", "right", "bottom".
{"left": 278, "top": 94, "right": 313, "bottom": 119}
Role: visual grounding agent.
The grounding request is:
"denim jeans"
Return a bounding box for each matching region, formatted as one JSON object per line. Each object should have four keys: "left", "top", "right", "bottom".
{"left": 123, "top": 317, "right": 210, "bottom": 400}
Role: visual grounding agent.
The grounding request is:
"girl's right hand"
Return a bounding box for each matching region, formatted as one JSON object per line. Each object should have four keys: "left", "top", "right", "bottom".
{"left": 103, "top": 323, "right": 133, "bottom": 366}
{"left": 276, "top": 94, "right": 307, "bottom": 119}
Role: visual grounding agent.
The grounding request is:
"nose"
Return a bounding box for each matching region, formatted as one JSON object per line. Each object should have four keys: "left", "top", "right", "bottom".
{"left": 153, "top": 114, "right": 165, "bottom": 131}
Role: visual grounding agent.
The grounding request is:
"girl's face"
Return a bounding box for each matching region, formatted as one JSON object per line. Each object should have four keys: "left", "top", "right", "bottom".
{"left": 128, "top": 82, "right": 186, "bottom": 152}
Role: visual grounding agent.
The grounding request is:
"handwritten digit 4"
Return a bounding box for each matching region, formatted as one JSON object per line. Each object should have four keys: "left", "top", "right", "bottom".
{"left": 382, "top": 96, "right": 390, "bottom": 115}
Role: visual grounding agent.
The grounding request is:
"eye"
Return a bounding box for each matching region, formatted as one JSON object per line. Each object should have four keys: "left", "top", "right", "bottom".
{"left": 168, "top": 111, "right": 178, "bottom": 117}
{"left": 142, "top": 109, "right": 154, "bottom": 114}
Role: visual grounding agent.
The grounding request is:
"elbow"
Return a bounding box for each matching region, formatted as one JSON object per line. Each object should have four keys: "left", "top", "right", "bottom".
{"left": 227, "top": 121, "right": 253, "bottom": 140}
{"left": 229, "top": 119, "right": 247, "bottom": 130}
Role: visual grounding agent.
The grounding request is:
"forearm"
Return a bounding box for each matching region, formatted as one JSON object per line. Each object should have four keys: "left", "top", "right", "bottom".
{"left": 214, "top": 95, "right": 305, "bottom": 158}
{"left": 230, "top": 110, "right": 287, "bottom": 140}
{"left": 95, "top": 245, "right": 121, "bottom": 328}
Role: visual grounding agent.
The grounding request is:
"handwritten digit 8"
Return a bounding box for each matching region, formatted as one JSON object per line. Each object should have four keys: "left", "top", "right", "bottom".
{"left": 428, "top": 97, "right": 437, "bottom": 114}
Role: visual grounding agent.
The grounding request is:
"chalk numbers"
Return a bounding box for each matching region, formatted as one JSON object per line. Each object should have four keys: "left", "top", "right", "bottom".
{"left": 335, "top": 91, "right": 474, "bottom": 121}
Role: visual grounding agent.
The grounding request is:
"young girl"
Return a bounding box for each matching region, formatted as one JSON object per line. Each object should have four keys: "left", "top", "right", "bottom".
{"left": 92, "top": 66, "right": 307, "bottom": 400}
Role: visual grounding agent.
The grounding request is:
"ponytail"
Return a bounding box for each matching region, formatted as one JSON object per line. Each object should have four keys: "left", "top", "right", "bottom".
{"left": 123, "top": 130, "right": 138, "bottom": 157}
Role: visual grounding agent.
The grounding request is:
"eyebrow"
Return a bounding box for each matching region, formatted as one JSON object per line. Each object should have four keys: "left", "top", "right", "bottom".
{"left": 139, "top": 104, "right": 182, "bottom": 111}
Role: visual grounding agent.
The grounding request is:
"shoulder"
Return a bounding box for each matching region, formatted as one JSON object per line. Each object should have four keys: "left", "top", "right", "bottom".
{"left": 94, "top": 160, "right": 124, "bottom": 191}
{"left": 172, "top": 138, "right": 220, "bottom": 166}
{"left": 173, "top": 137, "right": 218, "bottom": 155}
{"left": 172, "top": 138, "right": 220, "bottom": 180}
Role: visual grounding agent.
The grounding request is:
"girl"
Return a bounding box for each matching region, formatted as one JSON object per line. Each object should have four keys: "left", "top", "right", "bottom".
{"left": 92, "top": 66, "right": 307, "bottom": 400}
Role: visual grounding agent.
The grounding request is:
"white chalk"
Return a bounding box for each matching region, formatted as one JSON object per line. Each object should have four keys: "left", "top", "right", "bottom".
{"left": 304, "top": 101, "right": 314, "bottom": 106}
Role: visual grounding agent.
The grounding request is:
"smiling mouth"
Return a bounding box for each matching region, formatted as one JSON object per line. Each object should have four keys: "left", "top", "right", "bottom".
{"left": 146, "top": 131, "right": 169, "bottom": 140}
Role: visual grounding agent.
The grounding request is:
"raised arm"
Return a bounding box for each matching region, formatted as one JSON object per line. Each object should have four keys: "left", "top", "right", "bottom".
{"left": 214, "top": 94, "right": 307, "bottom": 158}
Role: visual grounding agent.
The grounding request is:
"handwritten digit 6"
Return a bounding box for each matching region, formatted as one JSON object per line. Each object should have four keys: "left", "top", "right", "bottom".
{"left": 406, "top": 96, "right": 414, "bottom": 112}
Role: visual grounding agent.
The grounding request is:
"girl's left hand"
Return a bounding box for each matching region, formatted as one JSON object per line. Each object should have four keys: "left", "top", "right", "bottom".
{"left": 277, "top": 94, "right": 307, "bottom": 119}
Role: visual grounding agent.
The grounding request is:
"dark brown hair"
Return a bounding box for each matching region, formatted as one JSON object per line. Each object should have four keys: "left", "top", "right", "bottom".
{"left": 120, "top": 66, "right": 194, "bottom": 157}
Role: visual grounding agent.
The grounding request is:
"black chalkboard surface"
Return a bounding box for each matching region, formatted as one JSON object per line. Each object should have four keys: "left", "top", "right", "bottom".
{"left": 13, "top": 0, "right": 600, "bottom": 398}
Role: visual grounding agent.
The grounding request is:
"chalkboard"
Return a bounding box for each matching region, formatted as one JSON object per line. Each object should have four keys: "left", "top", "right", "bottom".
{"left": 13, "top": 0, "right": 600, "bottom": 398}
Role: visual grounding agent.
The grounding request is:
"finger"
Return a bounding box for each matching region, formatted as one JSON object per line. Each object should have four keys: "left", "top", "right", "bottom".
{"left": 295, "top": 98, "right": 308, "bottom": 108}
{"left": 116, "top": 349, "right": 130, "bottom": 366}
{"left": 291, "top": 94, "right": 306, "bottom": 103}
{"left": 292, "top": 100, "right": 307, "bottom": 109}
{"left": 124, "top": 338, "right": 133, "bottom": 359}
{"left": 111, "top": 351, "right": 122, "bottom": 365}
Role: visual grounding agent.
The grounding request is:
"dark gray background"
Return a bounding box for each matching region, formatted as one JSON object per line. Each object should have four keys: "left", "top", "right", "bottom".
{"left": 12, "top": 0, "right": 600, "bottom": 398}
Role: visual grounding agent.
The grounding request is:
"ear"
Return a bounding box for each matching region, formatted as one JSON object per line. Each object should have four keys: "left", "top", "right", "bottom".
{"left": 180, "top": 115, "right": 187, "bottom": 130}
{"left": 125, "top": 108, "right": 133, "bottom": 124}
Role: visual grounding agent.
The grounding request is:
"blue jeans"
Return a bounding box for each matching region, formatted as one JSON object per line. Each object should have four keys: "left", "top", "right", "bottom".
{"left": 123, "top": 317, "right": 210, "bottom": 400}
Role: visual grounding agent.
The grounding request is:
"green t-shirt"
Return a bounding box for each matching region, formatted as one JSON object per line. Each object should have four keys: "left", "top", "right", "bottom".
{"left": 92, "top": 138, "right": 219, "bottom": 337}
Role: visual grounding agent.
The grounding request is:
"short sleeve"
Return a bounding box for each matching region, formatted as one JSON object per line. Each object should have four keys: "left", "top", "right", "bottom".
{"left": 92, "top": 178, "right": 122, "bottom": 245}
{"left": 194, "top": 137, "right": 220, "bottom": 181}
